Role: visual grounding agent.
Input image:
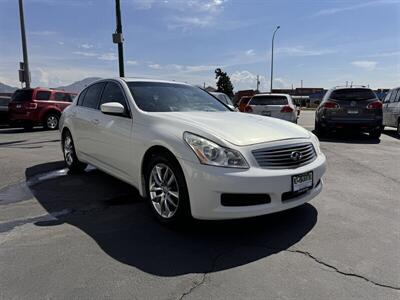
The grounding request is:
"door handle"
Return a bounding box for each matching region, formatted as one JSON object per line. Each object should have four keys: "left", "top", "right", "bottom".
{"left": 91, "top": 119, "right": 100, "bottom": 125}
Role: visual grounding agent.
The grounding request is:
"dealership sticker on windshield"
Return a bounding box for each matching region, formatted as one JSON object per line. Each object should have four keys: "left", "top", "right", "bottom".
{"left": 292, "top": 171, "right": 313, "bottom": 192}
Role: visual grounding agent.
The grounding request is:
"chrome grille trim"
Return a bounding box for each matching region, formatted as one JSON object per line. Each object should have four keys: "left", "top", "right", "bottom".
{"left": 252, "top": 143, "right": 317, "bottom": 169}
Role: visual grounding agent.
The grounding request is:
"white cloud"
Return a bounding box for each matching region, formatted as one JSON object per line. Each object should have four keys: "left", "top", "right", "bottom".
{"left": 73, "top": 51, "right": 97, "bottom": 57}
{"left": 185, "top": 65, "right": 218, "bottom": 72}
{"left": 98, "top": 52, "right": 118, "bottom": 61}
{"left": 127, "top": 60, "right": 139, "bottom": 65}
{"left": 245, "top": 49, "right": 255, "bottom": 56}
{"left": 80, "top": 43, "right": 94, "bottom": 49}
{"left": 168, "top": 16, "right": 215, "bottom": 29}
{"left": 276, "top": 46, "right": 334, "bottom": 57}
{"left": 30, "top": 30, "right": 56, "bottom": 36}
{"left": 148, "top": 63, "right": 162, "bottom": 69}
{"left": 230, "top": 70, "right": 268, "bottom": 92}
{"left": 57, "top": 41, "right": 65, "bottom": 45}
{"left": 351, "top": 60, "right": 378, "bottom": 71}
{"left": 313, "top": 0, "right": 398, "bottom": 17}
{"left": 130, "top": 0, "right": 156, "bottom": 9}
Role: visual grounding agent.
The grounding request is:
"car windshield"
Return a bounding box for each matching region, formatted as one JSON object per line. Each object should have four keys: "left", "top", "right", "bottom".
{"left": 250, "top": 96, "right": 288, "bottom": 105}
{"left": 11, "top": 89, "right": 33, "bottom": 102}
{"left": 127, "top": 82, "right": 229, "bottom": 112}
{"left": 330, "top": 89, "right": 376, "bottom": 101}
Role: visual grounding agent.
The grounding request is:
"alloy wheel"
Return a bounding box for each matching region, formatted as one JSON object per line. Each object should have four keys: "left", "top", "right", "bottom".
{"left": 63, "top": 135, "right": 74, "bottom": 166}
{"left": 149, "top": 163, "right": 180, "bottom": 219}
{"left": 47, "top": 115, "right": 58, "bottom": 129}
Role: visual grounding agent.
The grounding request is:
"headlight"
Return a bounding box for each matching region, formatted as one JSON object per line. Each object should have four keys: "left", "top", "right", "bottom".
{"left": 183, "top": 132, "right": 249, "bottom": 169}
{"left": 310, "top": 133, "right": 322, "bottom": 155}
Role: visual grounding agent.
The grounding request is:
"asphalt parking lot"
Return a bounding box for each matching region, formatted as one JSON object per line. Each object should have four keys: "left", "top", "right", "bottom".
{"left": 0, "top": 111, "right": 399, "bottom": 299}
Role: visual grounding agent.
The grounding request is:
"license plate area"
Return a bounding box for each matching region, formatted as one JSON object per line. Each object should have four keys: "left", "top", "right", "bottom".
{"left": 347, "top": 109, "right": 359, "bottom": 114}
{"left": 262, "top": 111, "right": 271, "bottom": 116}
{"left": 292, "top": 171, "right": 313, "bottom": 193}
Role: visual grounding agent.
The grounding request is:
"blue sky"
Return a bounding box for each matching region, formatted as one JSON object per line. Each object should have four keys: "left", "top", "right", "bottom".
{"left": 0, "top": 0, "right": 399, "bottom": 90}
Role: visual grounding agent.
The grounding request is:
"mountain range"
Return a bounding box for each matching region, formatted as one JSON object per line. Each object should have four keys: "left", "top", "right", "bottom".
{"left": 0, "top": 77, "right": 101, "bottom": 94}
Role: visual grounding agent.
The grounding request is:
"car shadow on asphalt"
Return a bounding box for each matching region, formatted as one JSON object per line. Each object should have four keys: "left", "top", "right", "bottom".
{"left": 382, "top": 129, "right": 399, "bottom": 140}
{"left": 26, "top": 161, "right": 318, "bottom": 277}
{"left": 312, "top": 130, "right": 381, "bottom": 144}
{"left": 0, "top": 126, "right": 48, "bottom": 134}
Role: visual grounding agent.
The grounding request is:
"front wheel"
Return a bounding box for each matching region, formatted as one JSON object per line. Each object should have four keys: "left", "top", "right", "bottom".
{"left": 45, "top": 113, "right": 59, "bottom": 130}
{"left": 62, "top": 131, "right": 87, "bottom": 172}
{"left": 145, "top": 154, "right": 191, "bottom": 225}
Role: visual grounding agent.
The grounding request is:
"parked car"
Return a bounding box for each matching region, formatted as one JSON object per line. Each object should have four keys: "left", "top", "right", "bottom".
{"left": 237, "top": 96, "right": 252, "bottom": 112}
{"left": 382, "top": 86, "right": 400, "bottom": 136}
{"left": 60, "top": 78, "right": 326, "bottom": 224}
{"left": 8, "top": 88, "right": 76, "bottom": 130}
{"left": 315, "top": 87, "right": 383, "bottom": 138}
{"left": 0, "top": 94, "right": 12, "bottom": 124}
{"left": 210, "top": 92, "right": 235, "bottom": 110}
{"left": 244, "top": 93, "right": 298, "bottom": 123}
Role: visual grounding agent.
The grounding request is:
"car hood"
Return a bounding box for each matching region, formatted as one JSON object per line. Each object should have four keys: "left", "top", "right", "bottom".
{"left": 152, "top": 111, "right": 310, "bottom": 146}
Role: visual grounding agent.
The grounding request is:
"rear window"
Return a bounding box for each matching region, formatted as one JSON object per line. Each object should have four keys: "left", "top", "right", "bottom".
{"left": 36, "top": 91, "right": 51, "bottom": 100}
{"left": 330, "top": 89, "right": 376, "bottom": 101}
{"left": 250, "top": 96, "right": 288, "bottom": 105}
{"left": 11, "top": 89, "right": 33, "bottom": 102}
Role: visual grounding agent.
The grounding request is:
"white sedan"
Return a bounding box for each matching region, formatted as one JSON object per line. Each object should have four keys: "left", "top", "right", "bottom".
{"left": 60, "top": 78, "right": 326, "bottom": 224}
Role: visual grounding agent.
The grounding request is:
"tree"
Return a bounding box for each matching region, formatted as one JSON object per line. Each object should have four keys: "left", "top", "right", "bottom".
{"left": 215, "top": 68, "right": 234, "bottom": 98}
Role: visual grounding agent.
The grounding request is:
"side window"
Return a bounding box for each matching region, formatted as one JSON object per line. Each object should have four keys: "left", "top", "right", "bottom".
{"left": 81, "top": 83, "right": 105, "bottom": 109}
{"left": 389, "top": 89, "right": 398, "bottom": 103}
{"left": 99, "top": 82, "right": 129, "bottom": 112}
{"left": 395, "top": 89, "right": 400, "bottom": 103}
{"left": 54, "top": 92, "right": 64, "bottom": 101}
{"left": 383, "top": 91, "right": 392, "bottom": 103}
{"left": 64, "top": 93, "right": 73, "bottom": 102}
{"left": 36, "top": 91, "right": 51, "bottom": 100}
{"left": 77, "top": 89, "right": 87, "bottom": 106}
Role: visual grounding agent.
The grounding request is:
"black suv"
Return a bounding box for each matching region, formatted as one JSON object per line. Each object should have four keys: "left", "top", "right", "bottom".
{"left": 315, "top": 87, "right": 383, "bottom": 138}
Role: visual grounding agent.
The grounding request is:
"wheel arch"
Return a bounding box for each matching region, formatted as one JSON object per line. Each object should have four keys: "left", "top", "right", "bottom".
{"left": 41, "top": 107, "right": 62, "bottom": 122}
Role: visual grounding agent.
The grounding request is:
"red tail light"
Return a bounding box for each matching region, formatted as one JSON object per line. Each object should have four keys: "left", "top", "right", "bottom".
{"left": 244, "top": 105, "right": 253, "bottom": 112}
{"left": 280, "top": 105, "right": 293, "bottom": 113}
{"left": 323, "top": 101, "right": 340, "bottom": 109}
{"left": 24, "top": 102, "right": 38, "bottom": 110}
{"left": 366, "top": 101, "right": 382, "bottom": 110}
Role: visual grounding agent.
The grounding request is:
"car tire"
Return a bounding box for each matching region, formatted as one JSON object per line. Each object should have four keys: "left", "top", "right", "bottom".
{"left": 145, "top": 153, "right": 191, "bottom": 225}
{"left": 397, "top": 120, "right": 400, "bottom": 137}
{"left": 314, "top": 120, "right": 325, "bottom": 137}
{"left": 44, "top": 113, "right": 59, "bottom": 130}
{"left": 369, "top": 128, "right": 382, "bottom": 139}
{"left": 62, "top": 130, "right": 87, "bottom": 173}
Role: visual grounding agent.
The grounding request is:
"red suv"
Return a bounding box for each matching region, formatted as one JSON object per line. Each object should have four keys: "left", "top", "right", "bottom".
{"left": 8, "top": 88, "right": 76, "bottom": 130}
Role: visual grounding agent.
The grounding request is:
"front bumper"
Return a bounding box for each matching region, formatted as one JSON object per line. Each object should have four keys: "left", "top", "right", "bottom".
{"left": 179, "top": 153, "right": 326, "bottom": 220}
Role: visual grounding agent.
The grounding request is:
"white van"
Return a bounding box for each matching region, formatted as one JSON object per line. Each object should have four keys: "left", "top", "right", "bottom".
{"left": 382, "top": 87, "right": 400, "bottom": 136}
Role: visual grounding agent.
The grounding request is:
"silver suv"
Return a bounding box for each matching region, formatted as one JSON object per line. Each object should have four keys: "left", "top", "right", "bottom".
{"left": 382, "top": 86, "right": 400, "bottom": 136}
{"left": 315, "top": 86, "right": 383, "bottom": 138}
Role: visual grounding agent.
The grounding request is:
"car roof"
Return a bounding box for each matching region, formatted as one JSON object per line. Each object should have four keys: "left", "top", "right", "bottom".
{"left": 120, "top": 77, "right": 189, "bottom": 86}
{"left": 330, "top": 86, "right": 372, "bottom": 91}
{"left": 253, "top": 93, "right": 290, "bottom": 97}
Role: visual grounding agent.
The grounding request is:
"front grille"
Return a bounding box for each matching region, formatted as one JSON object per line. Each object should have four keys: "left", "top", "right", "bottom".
{"left": 252, "top": 142, "right": 316, "bottom": 169}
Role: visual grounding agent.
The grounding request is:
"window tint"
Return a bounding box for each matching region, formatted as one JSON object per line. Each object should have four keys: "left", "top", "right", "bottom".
{"left": 383, "top": 91, "right": 392, "bottom": 103}
{"left": 390, "top": 89, "right": 399, "bottom": 103}
{"left": 127, "top": 82, "right": 228, "bottom": 112}
{"left": 55, "top": 92, "right": 74, "bottom": 102}
{"left": 330, "top": 89, "right": 376, "bottom": 101}
{"left": 11, "top": 89, "right": 33, "bottom": 102}
{"left": 99, "top": 82, "right": 128, "bottom": 111}
{"left": 77, "top": 89, "right": 87, "bottom": 106}
{"left": 250, "top": 96, "right": 288, "bottom": 105}
{"left": 36, "top": 91, "right": 51, "bottom": 101}
{"left": 81, "top": 83, "right": 105, "bottom": 109}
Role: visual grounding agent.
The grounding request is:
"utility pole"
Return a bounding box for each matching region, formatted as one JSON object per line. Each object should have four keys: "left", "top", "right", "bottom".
{"left": 113, "top": 0, "right": 124, "bottom": 77}
{"left": 256, "top": 75, "right": 260, "bottom": 92}
{"left": 301, "top": 79, "right": 303, "bottom": 88}
{"left": 270, "top": 25, "right": 280, "bottom": 93}
{"left": 18, "top": 0, "right": 30, "bottom": 88}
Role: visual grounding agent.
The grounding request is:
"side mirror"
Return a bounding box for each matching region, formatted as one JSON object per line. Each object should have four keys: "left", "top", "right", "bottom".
{"left": 100, "top": 102, "right": 125, "bottom": 115}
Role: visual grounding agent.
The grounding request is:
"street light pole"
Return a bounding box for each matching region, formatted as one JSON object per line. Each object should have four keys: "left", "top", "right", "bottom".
{"left": 270, "top": 25, "right": 280, "bottom": 93}
{"left": 113, "top": 0, "right": 125, "bottom": 77}
{"left": 18, "top": 0, "right": 30, "bottom": 88}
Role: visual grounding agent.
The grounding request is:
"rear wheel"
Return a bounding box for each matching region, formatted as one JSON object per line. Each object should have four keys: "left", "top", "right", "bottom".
{"left": 397, "top": 120, "right": 400, "bottom": 137}
{"left": 45, "top": 113, "right": 59, "bottom": 130}
{"left": 62, "top": 131, "right": 87, "bottom": 172}
{"left": 369, "top": 128, "right": 382, "bottom": 139}
{"left": 145, "top": 153, "right": 191, "bottom": 225}
{"left": 314, "top": 120, "right": 325, "bottom": 137}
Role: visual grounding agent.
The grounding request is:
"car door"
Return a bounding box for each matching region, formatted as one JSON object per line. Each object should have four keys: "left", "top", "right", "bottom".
{"left": 73, "top": 82, "right": 105, "bottom": 160}
{"left": 382, "top": 90, "right": 392, "bottom": 126}
{"left": 393, "top": 89, "right": 400, "bottom": 127}
{"left": 386, "top": 89, "right": 398, "bottom": 126}
{"left": 93, "top": 81, "right": 133, "bottom": 179}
